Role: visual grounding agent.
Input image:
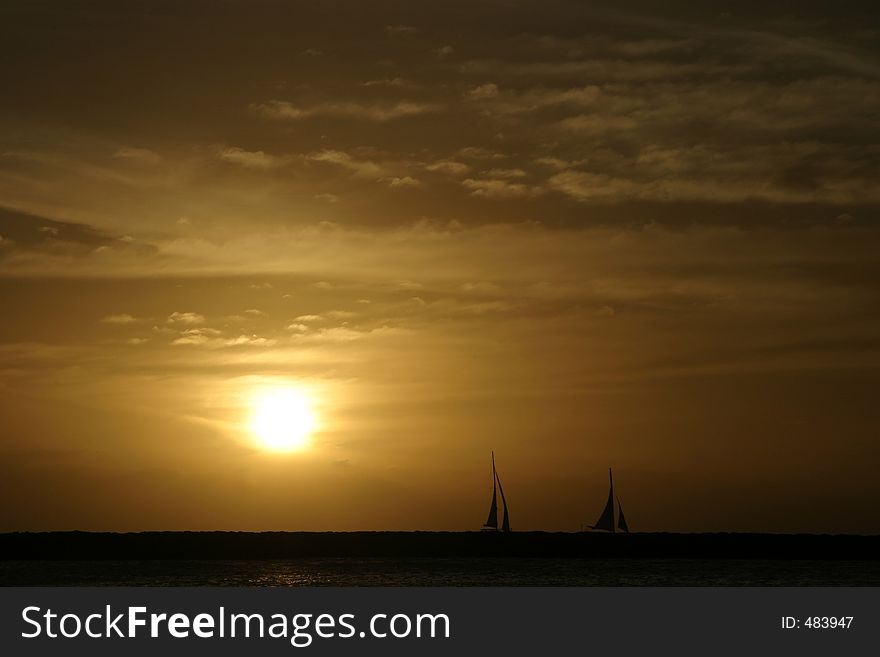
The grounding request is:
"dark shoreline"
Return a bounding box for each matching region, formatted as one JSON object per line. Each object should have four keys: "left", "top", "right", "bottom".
{"left": 2, "top": 531, "right": 878, "bottom": 561}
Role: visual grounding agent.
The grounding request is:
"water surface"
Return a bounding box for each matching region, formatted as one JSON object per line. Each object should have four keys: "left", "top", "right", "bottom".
{"left": 2, "top": 558, "right": 877, "bottom": 586}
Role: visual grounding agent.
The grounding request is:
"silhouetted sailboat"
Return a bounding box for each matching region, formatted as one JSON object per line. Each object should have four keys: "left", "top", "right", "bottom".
{"left": 482, "top": 451, "right": 511, "bottom": 532}
{"left": 590, "top": 468, "right": 629, "bottom": 532}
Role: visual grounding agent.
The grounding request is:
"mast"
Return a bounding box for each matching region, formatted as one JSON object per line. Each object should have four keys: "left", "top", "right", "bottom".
{"left": 610, "top": 468, "right": 615, "bottom": 534}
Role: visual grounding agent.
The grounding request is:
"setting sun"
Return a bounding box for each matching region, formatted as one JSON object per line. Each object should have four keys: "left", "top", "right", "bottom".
{"left": 250, "top": 389, "right": 317, "bottom": 452}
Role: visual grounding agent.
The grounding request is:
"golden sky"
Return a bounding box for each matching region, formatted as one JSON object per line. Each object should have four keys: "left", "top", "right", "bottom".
{"left": 1, "top": 1, "right": 879, "bottom": 532}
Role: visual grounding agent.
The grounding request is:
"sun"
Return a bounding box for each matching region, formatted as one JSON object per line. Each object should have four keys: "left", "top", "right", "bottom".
{"left": 250, "top": 388, "right": 317, "bottom": 452}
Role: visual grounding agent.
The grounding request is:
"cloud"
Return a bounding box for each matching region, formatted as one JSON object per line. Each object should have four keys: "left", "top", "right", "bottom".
{"left": 459, "top": 58, "right": 720, "bottom": 82}
{"left": 547, "top": 147, "right": 880, "bottom": 204}
{"left": 217, "top": 146, "right": 288, "bottom": 170}
{"left": 467, "top": 84, "right": 602, "bottom": 114}
{"left": 484, "top": 168, "right": 527, "bottom": 179}
{"left": 222, "top": 335, "right": 277, "bottom": 347}
{"left": 533, "top": 86, "right": 601, "bottom": 107}
{"left": 326, "top": 310, "right": 357, "bottom": 319}
{"left": 611, "top": 38, "right": 695, "bottom": 57}
{"left": 547, "top": 171, "right": 638, "bottom": 202}
{"left": 172, "top": 329, "right": 276, "bottom": 348}
{"left": 461, "top": 178, "right": 541, "bottom": 199}
{"left": 386, "top": 24, "right": 418, "bottom": 35}
{"left": 424, "top": 160, "right": 471, "bottom": 176}
{"left": 384, "top": 176, "right": 422, "bottom": 188}
{"left": 533, "top": 157, "right": 575, "bottom": 170}
{"left": 362, "top": 77, "right": 407, "bottom": 87}
{"left": 251, "top": 100, "right": 440, "bottom": 122}
{"left": 101, "top": 313, "right": 138, "bottom": 325}
{"left": 302, "top": 327, "right": 363, "bottom": 342}
{"left": 307, "top": 150, "right": 390, "bottom": 179}
{"left": 465, "top": 83, "right": 500, "bottom": 100}
{"left": 557, "top": 114, "right": 638, "bottom": 134}
{"left": 0, "top": 208, "right": 160, "bottom": 268}
{"left": 2, "top": 5, "right": 878, "bottom": 287}
{"left": 457, "top": 147, "right": 505, "bottom": 160}
{"left": 112, "top": 147, "right": 161, "bottom": 164}
{"left": 293, "top": 325, "right": 409, "bottom": 344}
{"left": 461, "top": 281, "right": 500, "bottom": 294}
{"left": 546, "top": 168, "right": 765, "bottom": 204}
{"left": 167, "top": 312, "right": 205, "bottom": 326}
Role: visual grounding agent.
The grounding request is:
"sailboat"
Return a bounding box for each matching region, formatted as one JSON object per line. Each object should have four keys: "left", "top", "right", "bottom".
{"left": 590, "top": 468, "right": 629, "bottom": 532}
{"left": 482, "top": 451, "right": 511, "bottom": 532}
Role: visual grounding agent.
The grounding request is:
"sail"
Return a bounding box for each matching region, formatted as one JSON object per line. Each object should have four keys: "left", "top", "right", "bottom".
{"left": 483, "top": 452, "right": 498, "bottom": 529}
{"left": 591, "top": 468, "right": 615, "bottom": 532}
{"left": 484, "top": 485, "right": 498, "bottom": 529}
{"left": 496, "top": 471, "right": 511, "bottom": 532}
{"left": 617, "top": 497, "right": 629, "bottom": 533}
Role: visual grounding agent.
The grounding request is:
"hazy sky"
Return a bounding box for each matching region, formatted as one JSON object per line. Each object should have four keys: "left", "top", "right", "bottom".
{"left": 1, "top": 0, "right": 878, "bottom": 532}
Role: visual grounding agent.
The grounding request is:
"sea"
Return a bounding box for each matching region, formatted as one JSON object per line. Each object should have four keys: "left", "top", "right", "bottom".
{"left": 2, "top": 558, "right": 878, "bottom": 586}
